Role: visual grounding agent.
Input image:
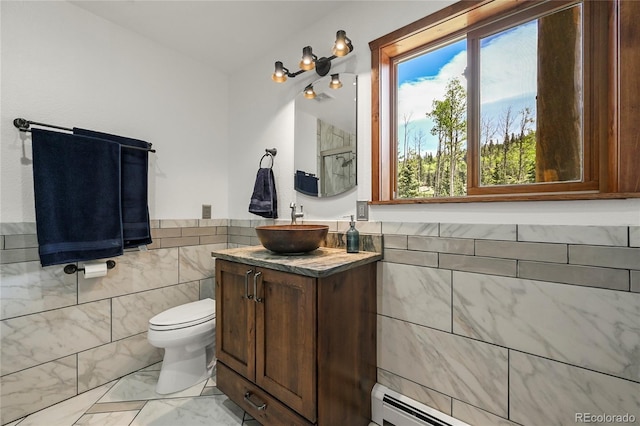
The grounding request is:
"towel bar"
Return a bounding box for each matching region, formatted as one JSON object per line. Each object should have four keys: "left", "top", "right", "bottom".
{"left": 63, "top": 260, "right": 116, "bottom": 275}
{"left": 13, "top": 118, "right": 156, "bottom": 153}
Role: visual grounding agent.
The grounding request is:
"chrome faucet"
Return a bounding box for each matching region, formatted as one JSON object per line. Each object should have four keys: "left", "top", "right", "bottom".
{"left": 290, "top": 202, "right": 304, "bottom": 225}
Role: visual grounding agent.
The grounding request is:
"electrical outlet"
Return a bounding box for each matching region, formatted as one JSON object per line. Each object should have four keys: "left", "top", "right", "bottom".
{"left": 202, "top": 204, "right": 212, "bottom": 219}
{"left": 356, "top": 201, "right": 368, "bottom": 221}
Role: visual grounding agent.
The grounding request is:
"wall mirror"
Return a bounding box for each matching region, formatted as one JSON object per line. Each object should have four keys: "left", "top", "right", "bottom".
{"left": 294, "top": 73, "right": 357, "bottom": 197}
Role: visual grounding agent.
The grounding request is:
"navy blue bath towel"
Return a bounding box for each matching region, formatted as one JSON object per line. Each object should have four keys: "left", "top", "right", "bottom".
{"left": 249, "top": 168, "right": 278, "bottom": 218}
{"left": 31, "top": 129, "right": 123, "bottom": 266}
{"left": 73, "top": 128, "right": 152, "bottom": 248}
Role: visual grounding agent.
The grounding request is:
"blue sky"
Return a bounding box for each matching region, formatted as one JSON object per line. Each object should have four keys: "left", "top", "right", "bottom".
{"left": 397, "top": 21, "right": 538, "bottom": 155}
{"left": 398, "top": 39, "right": 466, "bottom": 85}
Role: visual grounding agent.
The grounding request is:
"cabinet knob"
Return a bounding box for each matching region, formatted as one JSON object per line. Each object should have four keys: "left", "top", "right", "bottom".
{"left": 244, "top": 270, "right": 254, "bottom": 300}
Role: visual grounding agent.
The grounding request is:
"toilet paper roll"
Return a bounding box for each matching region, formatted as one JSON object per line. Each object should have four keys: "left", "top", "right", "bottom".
{"left": 83, "top": 262, "right": 108, "bottom": 279}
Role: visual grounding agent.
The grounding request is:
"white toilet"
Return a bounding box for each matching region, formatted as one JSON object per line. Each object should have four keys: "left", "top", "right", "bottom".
{"left": 147, "top": 298, "right": 216, "bottom": 394}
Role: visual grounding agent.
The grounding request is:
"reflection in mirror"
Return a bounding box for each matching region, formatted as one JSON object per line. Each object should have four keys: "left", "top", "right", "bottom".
{"left": 294, "top": 73, "right": 357, "bottom": 197}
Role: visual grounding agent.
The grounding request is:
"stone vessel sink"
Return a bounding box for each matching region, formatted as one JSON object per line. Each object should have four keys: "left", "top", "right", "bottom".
{"left": 255, "top": 224, "right": 329, "bottom": 254}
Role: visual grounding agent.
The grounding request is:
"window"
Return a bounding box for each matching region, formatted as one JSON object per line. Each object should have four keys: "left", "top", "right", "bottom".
{"left": 396, "top": 38, "right": 468, "bottom": 198}
{"left": 370, "top": 0, "right": 640, "bottom": 203}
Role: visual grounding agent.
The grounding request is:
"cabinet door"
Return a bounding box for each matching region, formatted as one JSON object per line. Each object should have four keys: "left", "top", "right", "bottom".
{"left": 254, "top": 267, "right": 317, "bottom": 422}
{"left": 215, "top": 259, "right": 255, "bottom": 381}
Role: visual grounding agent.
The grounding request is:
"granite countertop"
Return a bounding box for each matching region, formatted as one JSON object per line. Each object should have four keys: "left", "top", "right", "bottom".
{"left": 211, "top": 246, "right": 382, "bottom": 278}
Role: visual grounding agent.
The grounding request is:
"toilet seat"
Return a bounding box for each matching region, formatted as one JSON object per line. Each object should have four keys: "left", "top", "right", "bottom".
{"left": 149, "top": 298, "right": 216, "bottom": 331}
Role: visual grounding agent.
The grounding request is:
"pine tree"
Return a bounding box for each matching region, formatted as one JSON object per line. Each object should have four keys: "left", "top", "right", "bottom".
{"left": 398, "top": 160, "right": 420, "bottom": 198}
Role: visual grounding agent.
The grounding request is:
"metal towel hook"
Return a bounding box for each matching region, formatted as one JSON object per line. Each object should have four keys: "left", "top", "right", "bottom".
{"left": 259, "top": 148, "right": 277, "bottom": 168}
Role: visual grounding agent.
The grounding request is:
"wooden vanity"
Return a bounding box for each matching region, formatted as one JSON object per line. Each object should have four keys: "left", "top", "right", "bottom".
{"left": 212, "top": 246, "right": 381, "bottom": 426}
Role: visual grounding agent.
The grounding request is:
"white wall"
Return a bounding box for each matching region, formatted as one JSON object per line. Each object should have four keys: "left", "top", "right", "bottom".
{"left": 1, "top": 0, "right": 229, "bottom": 222}
{"left": 2, "top": 1, "right": 638, "bottom": 226}
{"left": 227, "top": 1, "right": 640, "bottom": 225}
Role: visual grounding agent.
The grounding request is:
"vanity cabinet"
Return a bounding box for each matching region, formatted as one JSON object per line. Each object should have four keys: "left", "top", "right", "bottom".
{"left": 214, "top": 248, "right": 379, "bottom": 426}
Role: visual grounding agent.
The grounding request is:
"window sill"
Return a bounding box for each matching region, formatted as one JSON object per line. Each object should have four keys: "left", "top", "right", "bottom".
{"left": 370, "top": 192, "right": 640, "bottom": 205}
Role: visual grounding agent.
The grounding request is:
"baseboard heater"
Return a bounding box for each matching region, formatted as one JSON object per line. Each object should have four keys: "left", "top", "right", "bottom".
{"left": 371, "top": 384, "right": 470, "bottom": 426}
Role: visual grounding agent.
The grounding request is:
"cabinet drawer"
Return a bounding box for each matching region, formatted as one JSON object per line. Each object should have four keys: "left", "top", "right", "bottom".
{"left": 217, "top": 362, "right": 313, "bottom": 426}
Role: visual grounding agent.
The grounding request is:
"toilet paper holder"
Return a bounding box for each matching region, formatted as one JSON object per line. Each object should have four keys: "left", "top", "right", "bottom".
{"left": 63, "top": 260, "right": 116, "bottom": 275}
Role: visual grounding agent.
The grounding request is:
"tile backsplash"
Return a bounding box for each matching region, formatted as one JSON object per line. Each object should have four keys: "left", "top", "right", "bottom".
{"left": 1, "top": 220, "right": 638, "bottom": 425}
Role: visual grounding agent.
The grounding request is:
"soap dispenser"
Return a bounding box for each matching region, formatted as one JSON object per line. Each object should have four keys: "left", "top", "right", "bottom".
{"left": 346, "top": 215, "right": 359, "bottom": 253}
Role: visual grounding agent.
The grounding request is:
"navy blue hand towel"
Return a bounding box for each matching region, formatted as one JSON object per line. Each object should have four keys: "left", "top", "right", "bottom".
{"left": 73, "top": 128, "right": 152, "bottom": 248}
{"left": 31, "top": 129, "right": 123, "bottom": 266}
{"left": 249, "top": 168, "right": 278, "bottom": 218}
{"left": 295, "top": 170, "right": 318, "bottom": 196}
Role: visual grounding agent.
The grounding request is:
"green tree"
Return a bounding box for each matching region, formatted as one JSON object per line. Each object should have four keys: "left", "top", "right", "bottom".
{"left": 480, "top": 107, "right": 536, "bottom": 186}
{"left": 427, "top": 78, "right": 467, "bottom": 196}
{"left": 413, "top": 129, "right": 426, "bottom": 184}
{"left": 398, "top": 158, "right": 420, "bottom": 198}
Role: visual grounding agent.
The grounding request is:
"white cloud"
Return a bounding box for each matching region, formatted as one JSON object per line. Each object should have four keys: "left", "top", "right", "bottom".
{"left": 397, "top": 22, "right": 537, "bottom": 123}
{"left": 397, "top": 50, "right": 467, "bottom": 122}
{"left": 480, "top": 23, "right": 537, "bottom": 104}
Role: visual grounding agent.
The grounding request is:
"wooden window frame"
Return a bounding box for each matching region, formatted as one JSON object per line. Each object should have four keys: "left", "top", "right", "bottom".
{"left": 369, "top": 0, "right": 640, "bottom": 204}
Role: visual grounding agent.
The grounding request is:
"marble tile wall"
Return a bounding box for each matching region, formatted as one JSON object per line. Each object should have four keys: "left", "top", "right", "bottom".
{"left": 377, "top": 222, "right": 640, "bottom": 426}
{"left": 3, "top": 219, "right": 639, "bottom": 426}
{"left": 0, "top": 219, "right": 227, "bottom": 425}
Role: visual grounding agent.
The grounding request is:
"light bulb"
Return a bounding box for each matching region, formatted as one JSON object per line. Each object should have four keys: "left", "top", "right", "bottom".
{"left": 329, "top": 74, "right": 342, "bottom": 89}
{"left": 272, "top": 61, "right": 287, "bottom": 83}
{"left": 299, "top": 46, "right": 315, "bottom": 71}
{"left": 304, "top": 85, "right": 316, "bottom": 99}
{"left": 332, "top": 30, "right": 352, "bottom": 57}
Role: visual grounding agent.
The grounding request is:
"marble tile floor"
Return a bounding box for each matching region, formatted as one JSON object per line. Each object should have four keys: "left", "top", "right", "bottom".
{"left": 5, "top": 363, "right": 261, "bottom": 426}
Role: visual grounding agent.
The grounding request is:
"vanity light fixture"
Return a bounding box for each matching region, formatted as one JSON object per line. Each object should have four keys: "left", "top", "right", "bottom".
{"left": 303, "top": 84, "right": 316, "bottom": 99}
{"left": 329, "top": 74, "right": 342, "bottom": 89}
{"left": 332, "top": 30, "right": 351, "bottom": 57}
{"left": 299, "top": 46, "right": 315, "bottom": 71}
{"left": 272, "top": 61, "right": 288, "bottom": 83}
{"left": 272, "top": 30, "right": 353, "bottom": 83}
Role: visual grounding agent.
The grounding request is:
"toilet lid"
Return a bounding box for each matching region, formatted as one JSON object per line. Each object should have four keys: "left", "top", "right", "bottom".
{"left": 149, "top": 298, "right": 216, "bottom": 329}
